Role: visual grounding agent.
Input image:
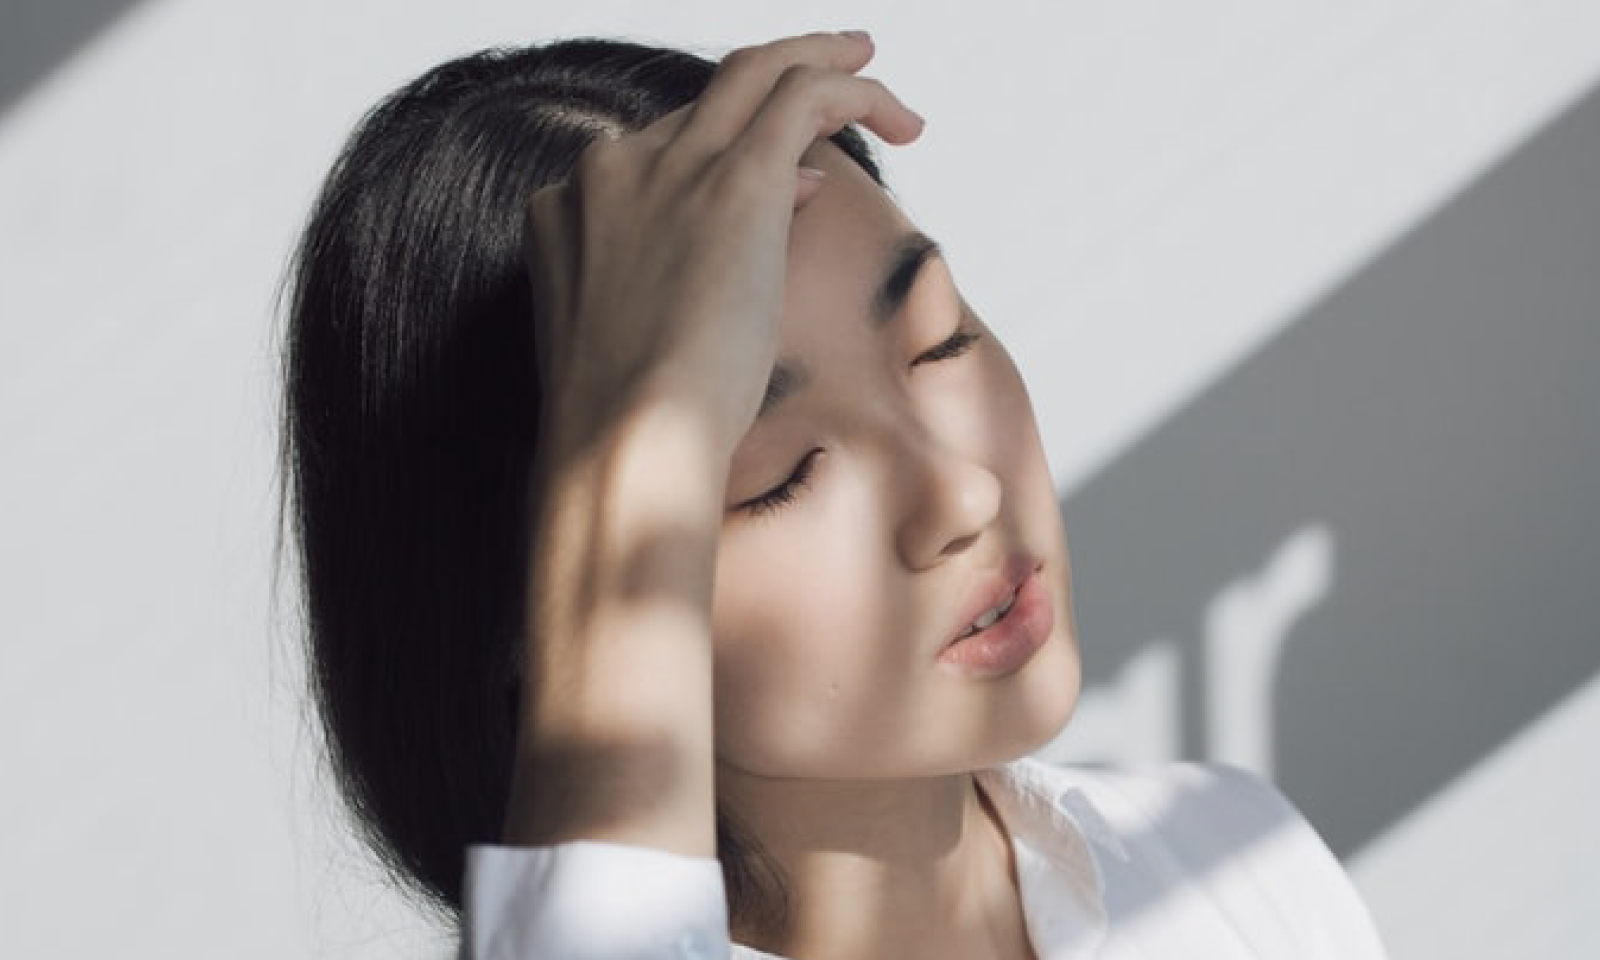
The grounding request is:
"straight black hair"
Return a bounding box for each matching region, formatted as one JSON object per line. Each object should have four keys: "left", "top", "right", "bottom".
{"left": 280, "top": 38, "right": 880, "bottom": 924}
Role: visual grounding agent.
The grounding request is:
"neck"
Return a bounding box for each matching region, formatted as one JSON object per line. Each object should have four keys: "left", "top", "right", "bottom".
{"left": 718, "top": 768, "right": 1035, "bottom": 960}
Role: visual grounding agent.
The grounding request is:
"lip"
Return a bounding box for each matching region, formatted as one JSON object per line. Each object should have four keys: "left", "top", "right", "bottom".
{"left": 937, "top": 556, "right": 1055, "bottom": 678}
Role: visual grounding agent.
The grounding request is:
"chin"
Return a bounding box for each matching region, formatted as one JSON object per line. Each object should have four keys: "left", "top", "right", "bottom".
{"left": 1014, "top": 632, "right": 1084, "bottom": 754}
{"left": 961, "top": 635, "right": 1082, "bottom": 771}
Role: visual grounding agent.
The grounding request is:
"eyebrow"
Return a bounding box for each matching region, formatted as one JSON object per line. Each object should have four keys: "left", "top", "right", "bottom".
{"left": 757, "top": 360, "right": 808, "bottom": 418}
{"left": 757, "top": 230, "right": 943, "bottom": 419}
{"left": 873, "top": 231, "right": 943, "bottom": 326}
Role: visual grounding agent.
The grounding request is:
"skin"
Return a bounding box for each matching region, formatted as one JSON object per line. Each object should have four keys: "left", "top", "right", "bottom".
{"left": 713, "top": 143, "right": 1081, "bottom": 959}
{"left": 503, "top": 32, "right": 1081, "bottom": 960}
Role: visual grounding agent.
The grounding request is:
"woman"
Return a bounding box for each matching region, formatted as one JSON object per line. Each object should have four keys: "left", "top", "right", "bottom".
{"left": 283, "top": 31, "right": 1386, "bottom": 959}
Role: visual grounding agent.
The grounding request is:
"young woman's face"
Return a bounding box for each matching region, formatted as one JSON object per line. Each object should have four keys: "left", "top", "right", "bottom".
{"left": 710, "top": 144, "right": 1082, "bottom": 782}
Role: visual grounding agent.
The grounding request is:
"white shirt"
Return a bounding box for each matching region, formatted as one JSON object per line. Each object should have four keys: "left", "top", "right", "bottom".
{"left": 461, "top": 759, "right": 1388, "bottom": 959}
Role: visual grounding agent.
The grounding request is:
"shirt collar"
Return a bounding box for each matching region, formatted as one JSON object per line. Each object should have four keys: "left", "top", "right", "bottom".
{"left": 976, "top": 759, "right": 1119, "bottom": 960}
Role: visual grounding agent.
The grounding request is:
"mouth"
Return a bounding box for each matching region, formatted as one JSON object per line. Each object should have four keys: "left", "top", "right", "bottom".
{"left": 937, "top": 557, "right": 1055, "bottom": 677}
{"left": 953, "top": 586, "right": 1021, "bottom": 641}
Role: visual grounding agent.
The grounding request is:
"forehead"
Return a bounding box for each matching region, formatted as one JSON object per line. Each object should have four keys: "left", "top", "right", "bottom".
{"left": 783, "top": 143, "right": 914, "bottom": 332}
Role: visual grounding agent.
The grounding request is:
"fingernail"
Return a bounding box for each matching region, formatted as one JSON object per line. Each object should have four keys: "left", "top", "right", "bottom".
{"left": 840, "top": 29, "right": 871, "bottom": 42}
{"left": 797, "top": 166, "right": 827, "bottom": 181}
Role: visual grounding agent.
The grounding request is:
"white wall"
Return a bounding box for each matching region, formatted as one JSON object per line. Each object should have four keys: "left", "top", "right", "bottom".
{"left": 2, "top": 1, "right": 1596, "bottom": 956}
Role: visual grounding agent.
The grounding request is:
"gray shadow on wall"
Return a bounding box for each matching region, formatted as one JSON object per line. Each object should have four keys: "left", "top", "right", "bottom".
{"left": 1060, "top": 76, "right": 1600, "bottom": 857}
{"left": 0, "top": 0, "right": 149, "bottom": 116}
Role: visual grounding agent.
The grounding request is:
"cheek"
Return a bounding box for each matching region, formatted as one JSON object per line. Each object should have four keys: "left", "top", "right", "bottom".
{"left": 916, "top": 342, "right": 1044, "bottom": 502}
{"left": 709, "top": 482, "right": 913, "bottom": 775}
{"left": 978, "top": 343, "right": 1041, "bottom": 456}
{"left": 981, "top": 343, "right": 1076, "bottom": 602}
{"left": 992, "top": 356, "right": 1057, "bottom": 513}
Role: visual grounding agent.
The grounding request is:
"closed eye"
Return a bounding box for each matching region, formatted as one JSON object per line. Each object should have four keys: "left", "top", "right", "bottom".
{"left": 912, "top": 327, "right": 982, "bottom": 367}
{"left": 735, "top": 447, "right": 823, "bottom": 518}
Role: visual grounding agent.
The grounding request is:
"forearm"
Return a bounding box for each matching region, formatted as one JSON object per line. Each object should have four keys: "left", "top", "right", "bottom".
{"left": 494, "top": 27, "right": 921, "bottom": 869}
{"left": 502, "top": 402, "right": 728, "bottom": 859}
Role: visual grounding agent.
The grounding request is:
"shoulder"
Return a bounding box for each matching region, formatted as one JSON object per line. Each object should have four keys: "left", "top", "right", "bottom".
{"left": 1010, "top": 759, "right": 1389, "bottom": 958}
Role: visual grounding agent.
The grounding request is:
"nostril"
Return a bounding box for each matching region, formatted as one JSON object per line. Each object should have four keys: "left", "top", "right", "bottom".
{"left": 939, "top": 532, "right": 981, "bottom": 559}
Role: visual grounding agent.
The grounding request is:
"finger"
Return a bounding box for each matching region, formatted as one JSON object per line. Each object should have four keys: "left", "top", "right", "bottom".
{"left": 632, "top": 101, "right": 693, "bottom": 149}
{"left": 522, "top": 182, "right": 572, "bottom": 268}
{"left": 522, "top": 181, "right": 579, "bottom": 323}
{"left": 739, "top": 68, "right": 924, "bottom": 174}
{"left": 676, "top": 32, "right": 877, "bottom": 151}
{"left": 793, "top": 165, "right": 827, "bottom": 209}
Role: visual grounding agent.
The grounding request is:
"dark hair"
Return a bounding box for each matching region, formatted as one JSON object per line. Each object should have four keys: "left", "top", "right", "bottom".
{"left": 280, "top": 38, "right": 881, "bottom": 925}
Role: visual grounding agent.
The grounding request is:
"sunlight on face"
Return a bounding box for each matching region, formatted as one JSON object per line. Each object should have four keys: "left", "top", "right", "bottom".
{"left": 709, "top": 144, "right": 1083, "bottom": 783}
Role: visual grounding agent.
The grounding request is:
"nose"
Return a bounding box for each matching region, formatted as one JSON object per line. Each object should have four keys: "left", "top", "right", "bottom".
{"left": 893, "top": 430, "right": 1002, "bottom": 570}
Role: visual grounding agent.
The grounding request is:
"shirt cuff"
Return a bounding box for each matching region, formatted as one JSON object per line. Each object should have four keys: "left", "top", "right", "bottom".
{"left": 462, "top": 841, "right": 730, "bottom": 960}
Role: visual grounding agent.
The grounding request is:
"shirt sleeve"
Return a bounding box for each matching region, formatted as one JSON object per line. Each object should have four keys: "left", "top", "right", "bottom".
{"left": 461, "top": 841, "right": 732, "bottom": 960}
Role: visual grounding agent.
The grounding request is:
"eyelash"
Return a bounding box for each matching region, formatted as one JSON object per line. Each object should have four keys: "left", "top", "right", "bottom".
{"left": 736, "top": 327, "right": 982, "bottom": 518}
{"left": 912, "top": 327, "right": 982, "bottom": 366}
{"left": 738, "top": 448, "right": 823, "bottom": 518}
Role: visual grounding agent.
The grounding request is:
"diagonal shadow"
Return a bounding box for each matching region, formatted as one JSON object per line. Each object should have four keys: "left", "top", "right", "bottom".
{"left": 0, "top": 0, "right": 150, "bottom": 117}
{"left": 1060, "top": 75, "right": 1600, "bottom": 857}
